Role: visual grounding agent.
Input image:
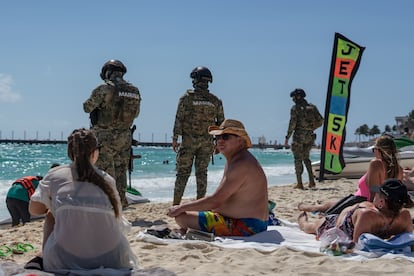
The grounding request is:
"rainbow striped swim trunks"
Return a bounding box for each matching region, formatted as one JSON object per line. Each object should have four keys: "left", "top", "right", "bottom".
{"left": 198, "top": 211, "right": 267, "bottom": 236}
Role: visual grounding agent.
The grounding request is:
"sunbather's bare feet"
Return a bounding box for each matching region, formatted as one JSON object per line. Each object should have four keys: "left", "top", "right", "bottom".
{"left": 298, "top": 211, "right": 308, "bottom": 223}
{"left": 297, "top": 202, "right": 316, "bottom": 212}
{"left": 298, "top": 211, "right": 323, "bottom": 235}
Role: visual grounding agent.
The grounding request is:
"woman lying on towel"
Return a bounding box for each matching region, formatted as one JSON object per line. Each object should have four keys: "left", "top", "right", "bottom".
{"left": 299, "top": 135, "right": 404, "bottom": 215}
{"left": 26, "top": 128, "right": 138, "bottom": 272}
{"left": 298, "top": 179, "right": 413, "bottom": 243}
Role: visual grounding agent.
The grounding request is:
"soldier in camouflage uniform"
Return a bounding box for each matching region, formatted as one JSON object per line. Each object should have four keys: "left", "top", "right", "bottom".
{"left": 83, "top": 60, "right": 141, "bottom": 207}
{"left": 284, "top": 88, "right": 324, "bottom": 189}
{"left": 172, "top": 66, "right": 225, "bottom": 205}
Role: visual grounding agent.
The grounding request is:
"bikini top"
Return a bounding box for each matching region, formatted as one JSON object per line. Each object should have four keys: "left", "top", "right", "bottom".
{"left": 338, "top": 204, "right": 363, "bottom": 239}
{"left": 354, "top": 173, "right": 370, "bottom": 199}
{"left": 340, "top": 204, "right": 396, "bottom": 240}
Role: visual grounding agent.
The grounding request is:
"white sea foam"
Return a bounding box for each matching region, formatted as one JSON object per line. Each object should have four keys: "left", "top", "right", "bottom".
{"left": 0, "top": 145, "right": 310, "bottom": 221}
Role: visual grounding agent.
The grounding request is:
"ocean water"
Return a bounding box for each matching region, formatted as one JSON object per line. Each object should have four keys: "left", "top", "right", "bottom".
{"left": 0, "top": 143, "right": 321, "bottom": 221}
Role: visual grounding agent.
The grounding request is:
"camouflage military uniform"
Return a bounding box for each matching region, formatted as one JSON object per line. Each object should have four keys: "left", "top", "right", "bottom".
{"left": 172, "top": 88, "right": 224, "bottom": 205}
{"left": 286, "top": 99, "right": 323, "bottom": 188}
{"left": 83, "top": 81, "right": 141, "bottom": 206}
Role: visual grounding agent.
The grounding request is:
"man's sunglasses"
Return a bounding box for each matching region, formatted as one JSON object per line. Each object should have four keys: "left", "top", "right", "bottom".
{"left": 215, "top": 134, "right": 237, "bottom": 141}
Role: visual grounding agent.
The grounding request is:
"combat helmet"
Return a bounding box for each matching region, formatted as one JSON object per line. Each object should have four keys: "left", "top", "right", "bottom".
{"left": 290, "top": 88, "right": 306, "bottom": 98}
{"left": 100, "top": 59, "right": 127, "bottom": 80}
{"left": 190, "top": 66, "right": 213, "bottom": 83}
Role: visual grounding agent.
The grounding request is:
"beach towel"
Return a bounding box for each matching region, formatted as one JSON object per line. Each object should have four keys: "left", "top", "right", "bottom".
{"left": 136, "top": 219, "right": 414, "bottom": 262}
{"left": 358, "top": 232, "right": 414, "bottom": 255}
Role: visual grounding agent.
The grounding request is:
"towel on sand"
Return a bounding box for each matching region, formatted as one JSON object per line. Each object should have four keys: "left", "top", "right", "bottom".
{"left": 358, "top": 232, "right": 414, "bottom": 255}
{"left": 136, "top": 219, "right": 414, "bottom": 262}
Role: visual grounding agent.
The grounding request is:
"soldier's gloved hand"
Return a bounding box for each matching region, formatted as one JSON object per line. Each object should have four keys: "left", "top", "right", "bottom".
{"left": 132, "top": 139, "right": 139, "bottom": 147}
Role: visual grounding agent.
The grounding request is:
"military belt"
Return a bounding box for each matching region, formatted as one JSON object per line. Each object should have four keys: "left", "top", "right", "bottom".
{"left": 93, "top": 127, "right": 130, "bottom": 132}
{"left": 295, "top": 128, "right": 313, "bottom": 132}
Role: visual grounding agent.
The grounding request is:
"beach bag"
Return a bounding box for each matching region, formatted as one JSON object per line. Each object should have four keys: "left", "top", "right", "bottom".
{"left": 267, "top": 200, "right": 281, "bottom": 226}
{"left": 319, "top": 227, "right": 355, "bottom": 256}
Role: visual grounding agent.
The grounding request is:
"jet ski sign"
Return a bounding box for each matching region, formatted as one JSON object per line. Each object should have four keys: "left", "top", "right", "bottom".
{"left": 320, "top": 33, "right": 365, "bottom": 179}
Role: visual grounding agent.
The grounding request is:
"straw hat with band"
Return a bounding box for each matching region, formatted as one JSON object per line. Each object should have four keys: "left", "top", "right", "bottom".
{"left": 208, "top": 119, "right": 252, "bottom": 148}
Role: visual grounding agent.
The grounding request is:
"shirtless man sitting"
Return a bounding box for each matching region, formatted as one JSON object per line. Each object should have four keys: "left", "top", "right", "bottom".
{"left": 167, "top": 119, "right": 269, "bottom": 236}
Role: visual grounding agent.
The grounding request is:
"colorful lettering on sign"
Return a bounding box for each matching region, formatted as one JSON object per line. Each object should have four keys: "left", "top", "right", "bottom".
{"left": 320, "top": 33, "right": 365, "bottom": 176}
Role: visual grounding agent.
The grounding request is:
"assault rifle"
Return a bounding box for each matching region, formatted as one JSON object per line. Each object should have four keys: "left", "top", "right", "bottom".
{"left": 128, "top": 125, "right": 142, "bottom": 195}
{"left": 211, "top": 119, "right": 221, "bottom": 165}
{"left": 211, "top": 139, "right": 216, "bottom": 165}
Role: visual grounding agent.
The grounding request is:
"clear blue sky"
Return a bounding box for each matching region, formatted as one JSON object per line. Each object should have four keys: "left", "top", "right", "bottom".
{"left": 1, "top": 0, "right": 413, "bottom": 144}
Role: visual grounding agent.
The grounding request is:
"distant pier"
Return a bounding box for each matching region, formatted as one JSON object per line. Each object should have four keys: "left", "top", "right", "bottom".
{"left": 0, "top": 139, "right": 289, "bottom": 150}
{"left": 0, "top": 139, "right": 168, "bottom": 147}
{"left": 0, "top": 139, "right": 67, "bottom": 145}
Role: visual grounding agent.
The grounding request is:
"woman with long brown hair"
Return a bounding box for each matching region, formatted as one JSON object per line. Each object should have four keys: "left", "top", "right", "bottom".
{"left": 27, "top": 128, "right": 137, "bottom": 272}
{"left": 299, "top": 135, "right": 407, "bottom": 215}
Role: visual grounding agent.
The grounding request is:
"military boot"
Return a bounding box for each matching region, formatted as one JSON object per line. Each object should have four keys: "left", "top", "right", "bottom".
{"left": 307, "top": 170, "right": 316, "bottom": 188}
{"left": 293, "top": 174, "right": 304, "bottom": 189}
{"left": 308, "top": 177, "right": 316, "bottom": 188}
{"left": 121, "top": 198, "right": 129, "bottom": 209}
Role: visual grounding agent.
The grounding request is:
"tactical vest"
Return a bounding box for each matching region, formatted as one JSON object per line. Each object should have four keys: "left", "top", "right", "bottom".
{"left": 294, "top": 102, "right": 323, "bottom": 131}
{"left": 183, "top": 90, "right": 220, "bottom": 136}
{"left": 112, "top": 82, "right": 141, "bottom": 130}
{"left": 13, "top": 176, "right": 37, "bottom": 198}
{"left": 89, "top": 82, "right": 141, "bottom": 130}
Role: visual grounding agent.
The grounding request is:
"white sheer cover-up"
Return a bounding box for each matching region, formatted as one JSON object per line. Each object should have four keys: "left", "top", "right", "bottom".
{"left": 30, "top": 164, "right": 138, "bottom": 271}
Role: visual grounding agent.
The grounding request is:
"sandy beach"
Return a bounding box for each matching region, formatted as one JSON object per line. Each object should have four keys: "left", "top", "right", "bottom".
{"left": 2, "top": 178, "right": 414, "bottom": 275}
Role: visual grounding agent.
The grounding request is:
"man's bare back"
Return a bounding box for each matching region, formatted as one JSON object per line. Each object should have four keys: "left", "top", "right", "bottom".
{"left": 213, "top": 149, "right": 268, "bottom": 220}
